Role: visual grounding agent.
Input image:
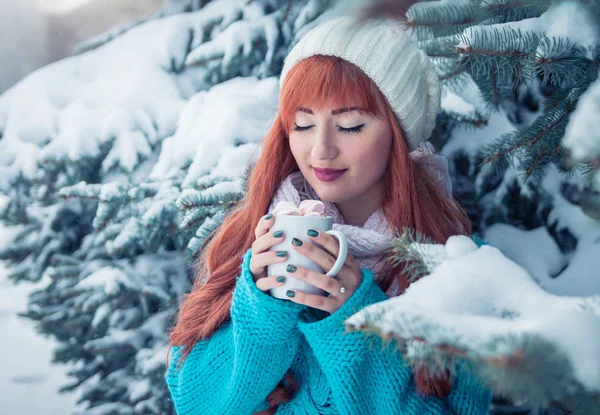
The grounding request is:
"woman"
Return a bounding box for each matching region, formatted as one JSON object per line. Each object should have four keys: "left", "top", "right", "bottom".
{"left": 166, "top": 16, "right": 492, "bottom": 415}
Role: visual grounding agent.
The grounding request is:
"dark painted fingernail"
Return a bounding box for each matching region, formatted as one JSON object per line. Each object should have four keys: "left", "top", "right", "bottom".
{"left": 276, "top": 251, "right": 287, "bottom": 257}
{"left": 291, "top": 238, "right": 303, "bottom": 246}
{"left": 273, "top": 230, "right": 284, "bottom": 238}
{"left": 264, "top": 213, "right": 273, "bottom": 220}
{"left": 307, "top": 229, "right": 318, "bottom": 237}
{"left": 286, "top": 264, "right": 297, "bottom": 273}
{"left": 276, "top": 276, "right": 286, "bottom": 283}
{"left": 286, "top": 290, "right": 295, "bottom": 297}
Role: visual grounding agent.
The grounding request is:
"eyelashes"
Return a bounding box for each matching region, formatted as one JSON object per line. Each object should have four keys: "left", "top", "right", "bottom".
{"left": 339, "top": 124, "right": 365, "bottom": 134}
{"left": 293, "top": 123, "right": 365, "bottom": 134}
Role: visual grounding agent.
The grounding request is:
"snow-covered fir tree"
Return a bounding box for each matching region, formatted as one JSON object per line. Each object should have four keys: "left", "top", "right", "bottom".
{"left": 0, "top": 0, "right": 598, "bottom": 414}
{"left": 349, "top": 0, "right": 600, "bottom": 413}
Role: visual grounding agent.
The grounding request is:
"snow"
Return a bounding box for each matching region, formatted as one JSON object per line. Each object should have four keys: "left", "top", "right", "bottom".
{"left": 539, "top": 167, "right": 600, "bottom": 295}
{"left": 185, "top": 11, "right": 281, "bottom": 70}
{"left": 0, "top": 0, "right": 598, "bottom": 410}
{"left": 0, "top": 10, "right": 211, "bottom": 189}
{"left": 76, "top": 266, "right": 128, "bottom": 295}
{"left": 212, "top": 142, "right": 260, "bottom": 177}
{"left": 150, "top": 76, "right": 279, "bottom": 187}
{"left": 562, "top": 72, "right": 600, "bottom": 169}
{"left": 0, "top": 5, "right": 283, "bottom": 192}
{"left": 445, "top": 233, "right": 479, "bottom": 258}
{"left": 443, "top": 108, "right": 516, "bottom": 159}
{"left": 543, "top": 0, "right": 600, "bottom": 58}
{"left": 484, "top": 224, "right": 568, "bottom": 292}
{"left": 345, "top": 235, "right": 600, "bottom": 394}
{"left": 196, "top": 179, "right": 244, "bottom": 198}
{"left": 0, "top": 258, "right": 78, "bottom": 414}
{"left": 292, "top": 0, "right": 331, "bottom": 33}
{"left": 542, "top": 167, "right": 600, "bottom": 241}
{"left": 440, "top": 73, "right": 600, "bottom": 293}
{"left": 441, "top": 92, "right": 476, "bottom": 115}
{"left": 441, "top": 77, "right": 517, "bottom": 161}
{"left": 129, "top": 378, "right": 151, "bottom": 402}
{"left": 457, "top": 0, "right": 599, "bottom": 58}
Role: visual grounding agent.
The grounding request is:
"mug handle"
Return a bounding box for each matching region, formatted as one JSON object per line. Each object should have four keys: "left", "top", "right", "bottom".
{"left": 324, "top": 230, "right": 348, "bottom": 277}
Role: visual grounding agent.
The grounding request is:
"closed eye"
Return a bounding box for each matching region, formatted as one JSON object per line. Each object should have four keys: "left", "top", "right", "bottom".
{"left": 340, "top": 124, "right": 365, "bottom": 134}
{"left": 292, "top": 123, "right": 312, "bottom": 132}
{"left": 293, "top": 123, "right": 365, "bottom": 133}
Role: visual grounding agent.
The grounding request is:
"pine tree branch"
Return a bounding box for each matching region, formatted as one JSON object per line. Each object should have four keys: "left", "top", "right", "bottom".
{"left": 482, "top": 102, "right": 572, "bottom": 165}
{"left": 281, "top": 0, "right": 294, "bottom": 24}
{"left": 479, "top": 0, "right": 551, "bottom": 23}
{"left": 490, "top": 61, "right": 499, "bottom": 108}
{"left": 386, "top": 227, "right": 439, "bottom": 283}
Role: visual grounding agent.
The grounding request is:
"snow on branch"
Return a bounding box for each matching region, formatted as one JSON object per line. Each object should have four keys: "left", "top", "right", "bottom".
{"left": 345, "top": 235, "right": 600, "bottom": 409}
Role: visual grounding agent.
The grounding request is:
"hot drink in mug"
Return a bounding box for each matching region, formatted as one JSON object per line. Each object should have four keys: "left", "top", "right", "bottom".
{"left": 267, "top": 200, "right": 348, "bottom": 300}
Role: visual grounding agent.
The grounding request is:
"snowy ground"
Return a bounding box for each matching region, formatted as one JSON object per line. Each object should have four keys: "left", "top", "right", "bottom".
{"left": 0, "top": 260, "right": 78, "bottom": 414}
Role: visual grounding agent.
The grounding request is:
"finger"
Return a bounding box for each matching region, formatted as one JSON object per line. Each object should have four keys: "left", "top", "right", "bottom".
{"left": 306, "top": 229, "right": 340, "bottom": 258}
{"left": 255, "top": 275, "right": 287, "bottom": 292}
{"left": 249, "top": 250, "right": 289, "bottom": 276}
{"left": 291, "top": 235, "right": 337, "bottom": 274}
{"left": 344, "top": 254, "right": 359, "bottom": 269}
{"left": 285, "top": 264, "right": 343, "bottom": 296}
{"left": 285, "top": 289, "right": 336, "bottom": 314}
{"left": 254, "top": 213, "right": 274, "bottom": 240}
{"left": 252, "top": 229, "right": 285, "bottom": 254}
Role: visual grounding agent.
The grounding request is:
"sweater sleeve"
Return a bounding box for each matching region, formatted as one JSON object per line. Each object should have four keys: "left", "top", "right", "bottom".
{"left": 165, "top": 248, "right": 307, "bottom": 415}
{"left": 297, "top": 268, "right": 492, "bottom": 415}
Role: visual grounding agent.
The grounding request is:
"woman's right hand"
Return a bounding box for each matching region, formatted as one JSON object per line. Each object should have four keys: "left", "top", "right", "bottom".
{"left": 249, "top": 214, "right": 289, "bottom": 292}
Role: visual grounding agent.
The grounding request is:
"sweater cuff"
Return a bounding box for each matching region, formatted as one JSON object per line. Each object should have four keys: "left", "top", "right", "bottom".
{"left": 230, "top": 248, "right": 306, "bottom": 343}
{"left": 471, "top": 236, "right": 489, "bottom": 247}
{"left": 297, "top": 268, "right": 387, "bottom": 344}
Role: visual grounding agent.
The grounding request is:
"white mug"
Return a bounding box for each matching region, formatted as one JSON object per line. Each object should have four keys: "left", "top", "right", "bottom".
{"left": 267, "top": 214, "right": 348, "bottom": 300}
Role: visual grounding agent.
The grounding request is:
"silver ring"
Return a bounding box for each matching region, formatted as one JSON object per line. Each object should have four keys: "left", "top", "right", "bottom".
{"left": 332, "top": 279, "right": 346, "bottom": 296}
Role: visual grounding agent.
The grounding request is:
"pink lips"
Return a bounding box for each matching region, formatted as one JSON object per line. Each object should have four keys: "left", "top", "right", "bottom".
{"left": 313, "top": 167, "right": 347, "bottom": 182}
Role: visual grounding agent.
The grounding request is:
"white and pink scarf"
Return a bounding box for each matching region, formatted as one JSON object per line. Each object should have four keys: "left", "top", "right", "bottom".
{"left": 267, "top": 142, "right": 452, "bottom": 297}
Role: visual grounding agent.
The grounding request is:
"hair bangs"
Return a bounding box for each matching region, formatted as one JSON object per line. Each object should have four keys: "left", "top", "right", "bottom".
{"left": 279, "top": 55, "right": 388, "bottom": 134}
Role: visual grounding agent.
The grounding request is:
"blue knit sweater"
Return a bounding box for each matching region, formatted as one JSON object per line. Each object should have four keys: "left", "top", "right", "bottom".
{"left": 166, "top": 242, "right": 492, "bottom": 415}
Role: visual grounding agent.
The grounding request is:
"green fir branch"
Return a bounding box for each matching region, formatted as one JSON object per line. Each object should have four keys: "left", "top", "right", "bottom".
{"left": 241, "top": 163, "right": 254, "bottom": 195}
{"left": 535, "top": 36, "right": 596, "bottom": 88}
{"left": 439, "top": 108, "right": 489, "bottom": 131}
{"left": 406, "top": 2, "right": 478, "bottom": 40}
{"left": 455, "top": 26, "right": 539, "bottom": 90}
{"left": 177, "top": 189, "right": 242, "bottom": 212}
{"left": 480, "top": 89, "right": 581, "bottom": 182}
{"left": 478, "top": 0, "right": 551, "bottom": 23}
{"left": 385, "top": 227, "right": 439, "bottom": 283}
{"left": 581, "top": 162, "right": 600, "bottom": 189}
{"left": 185, "top": 210, "right": 227, "bottom": 260}
{"left": 194, "top": 175, "right": 235, "bottom": 191}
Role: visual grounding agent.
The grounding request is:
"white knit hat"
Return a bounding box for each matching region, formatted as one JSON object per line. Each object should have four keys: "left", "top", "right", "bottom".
{"left": 279, "top": 16, "right": 441, "bottom": 152}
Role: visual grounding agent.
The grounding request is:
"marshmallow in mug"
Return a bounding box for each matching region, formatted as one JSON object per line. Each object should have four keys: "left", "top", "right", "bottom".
{"left": 272, "top": 200, "right": 326, "bottom": 217}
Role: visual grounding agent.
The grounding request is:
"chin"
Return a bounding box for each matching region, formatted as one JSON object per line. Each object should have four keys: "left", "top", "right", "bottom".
{"left": 310, "top": 185, "right": 347, "bottom": 204}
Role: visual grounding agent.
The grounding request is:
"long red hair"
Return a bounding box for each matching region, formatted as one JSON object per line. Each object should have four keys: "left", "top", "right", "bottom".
{"left": 168, "top": 55, "right": 471, "bottom": 413}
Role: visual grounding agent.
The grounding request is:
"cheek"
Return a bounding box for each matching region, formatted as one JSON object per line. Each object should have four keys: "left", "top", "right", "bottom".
{"left": 353, "top": 137, "right": 390, "bottom": 172}
{"left": 289, "top": 135, "right": 310, "bottom": 165}
{"left": 288, "top": 135, "right": 301, "bottom": 158}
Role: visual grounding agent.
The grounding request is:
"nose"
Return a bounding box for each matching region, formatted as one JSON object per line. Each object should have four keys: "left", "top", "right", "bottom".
{"left": 310, "top": 125, "right": 339, "bottom": 160}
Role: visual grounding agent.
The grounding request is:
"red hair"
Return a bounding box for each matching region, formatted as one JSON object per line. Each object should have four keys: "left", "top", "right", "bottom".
{"left": 168, "top": 55, "right": 471, "bottom": 413}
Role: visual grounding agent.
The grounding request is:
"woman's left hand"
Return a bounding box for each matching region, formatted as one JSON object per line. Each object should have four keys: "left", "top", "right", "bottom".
{"left": 284, "top": 229, "right": 363, "bottom": 315}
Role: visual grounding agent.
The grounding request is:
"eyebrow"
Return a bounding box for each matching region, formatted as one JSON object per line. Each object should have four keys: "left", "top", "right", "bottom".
{"left": 297, "top": 106, "right": 366, "bottom": 115}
